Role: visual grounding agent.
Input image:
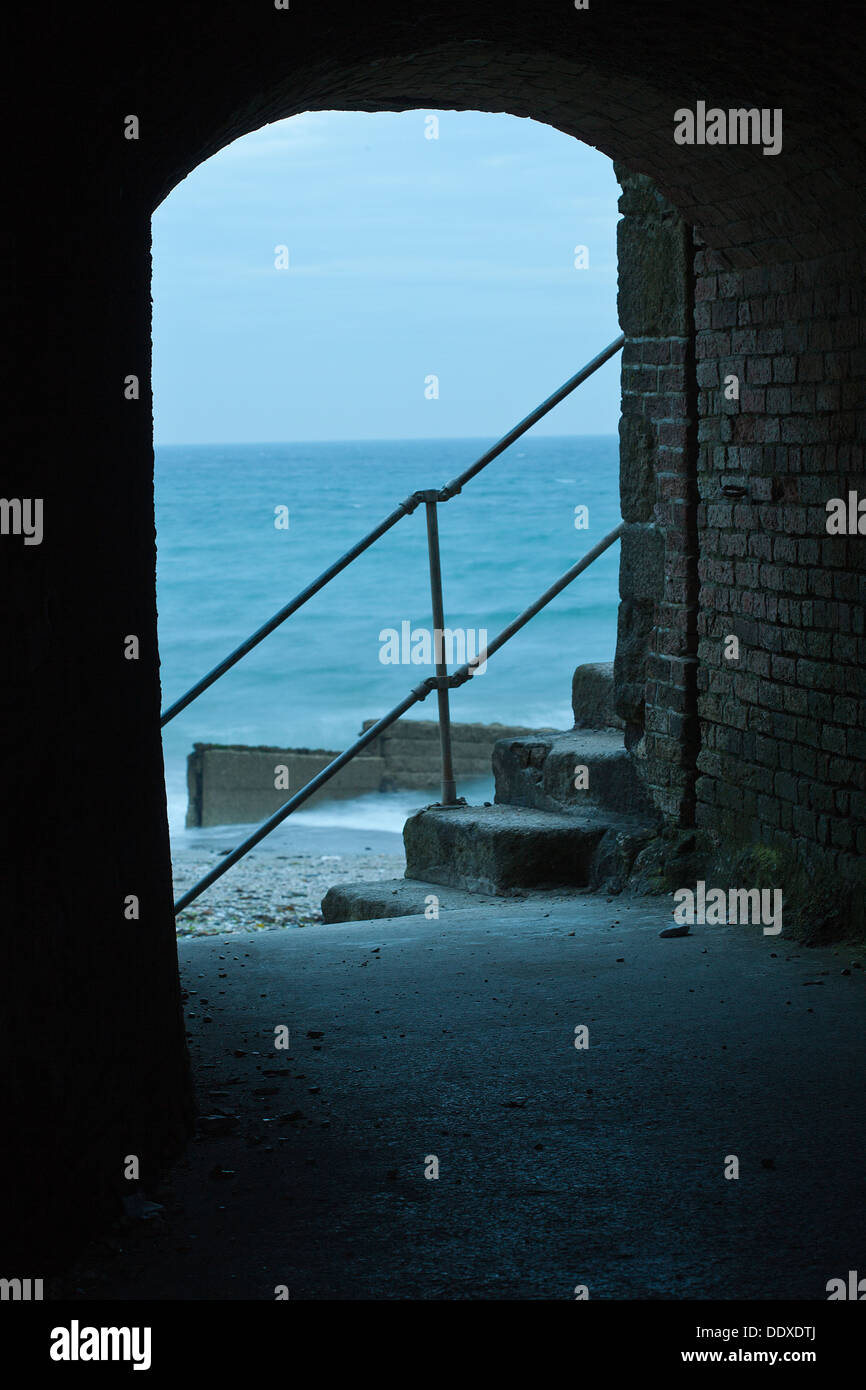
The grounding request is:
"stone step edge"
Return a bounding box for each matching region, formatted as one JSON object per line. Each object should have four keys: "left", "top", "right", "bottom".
{"left": 321, "top": 877, "right": 586, "bottom": 924}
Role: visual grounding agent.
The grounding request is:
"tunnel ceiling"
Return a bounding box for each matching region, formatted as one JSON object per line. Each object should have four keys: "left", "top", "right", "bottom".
{"left": 82, "top": 3, "right": 864, "bottom": 263}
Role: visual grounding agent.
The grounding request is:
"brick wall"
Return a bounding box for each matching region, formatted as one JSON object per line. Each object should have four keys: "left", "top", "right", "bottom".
{"left": 614, "top": 169, "right": 699, "bottom": 826}
{"left": 694, "top": 244, "right": 866, "bottom": 885}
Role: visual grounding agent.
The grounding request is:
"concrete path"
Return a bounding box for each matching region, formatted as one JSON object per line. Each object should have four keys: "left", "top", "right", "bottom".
{"left": 62, "top": 894, "right": 866, "bottom": 1300}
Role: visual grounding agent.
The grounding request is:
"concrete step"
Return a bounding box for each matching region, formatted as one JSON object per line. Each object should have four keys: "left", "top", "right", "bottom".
{"left": 321, "top": 801, "right": 659, "bottom": 921}
{"left": 571, "top": 660, "right": 624, "bottom": 730}
{"left": 402, "top": 802, "right": 611, "bottom": 894}
{"left": 321, "top": 878, "right": 580, "bottom": 923}
{"left": 492, "top": 728, "right": 655, "bottom": 817}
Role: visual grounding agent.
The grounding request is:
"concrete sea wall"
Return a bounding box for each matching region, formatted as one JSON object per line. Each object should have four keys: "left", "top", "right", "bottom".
{"left": 186, "top": 719, "right": 556, "bottom": 827}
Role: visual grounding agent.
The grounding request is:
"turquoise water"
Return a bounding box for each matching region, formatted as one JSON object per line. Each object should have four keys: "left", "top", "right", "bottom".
{"left": 155, "top": 435, "right": 621, "bottom": 834}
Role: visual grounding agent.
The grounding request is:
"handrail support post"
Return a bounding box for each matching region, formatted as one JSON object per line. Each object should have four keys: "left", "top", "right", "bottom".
{"left": 422, "top": 494, "right": 458, "bottom": 807}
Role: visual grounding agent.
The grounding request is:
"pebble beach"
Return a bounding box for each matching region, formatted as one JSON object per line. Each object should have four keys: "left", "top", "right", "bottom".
{"left": 171, "top": 822, "right": 407, "bottom": 936}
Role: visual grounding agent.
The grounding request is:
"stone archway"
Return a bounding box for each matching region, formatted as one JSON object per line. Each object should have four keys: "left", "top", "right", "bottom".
{"left": 5, "top": 0, "right": 864, "bottom": 1266}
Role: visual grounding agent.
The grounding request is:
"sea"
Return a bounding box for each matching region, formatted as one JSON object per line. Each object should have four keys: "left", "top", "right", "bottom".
{"left": 156, "top": 435, "right": 620, "bottom": 845}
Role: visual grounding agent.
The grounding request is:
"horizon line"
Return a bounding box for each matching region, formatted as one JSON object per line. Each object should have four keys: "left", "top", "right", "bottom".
{"left": 154, "top": 430, "right": 620, "bottom": 449}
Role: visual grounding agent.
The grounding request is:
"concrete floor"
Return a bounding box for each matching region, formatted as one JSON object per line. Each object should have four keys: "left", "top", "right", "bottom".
{"left": 61, "top": 894, "right": 865, "bottom": 1300}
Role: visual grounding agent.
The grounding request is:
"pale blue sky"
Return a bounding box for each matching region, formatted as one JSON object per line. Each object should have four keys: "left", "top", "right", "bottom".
{"left": 152, "top": 110, "right": 621, "bottom": 444}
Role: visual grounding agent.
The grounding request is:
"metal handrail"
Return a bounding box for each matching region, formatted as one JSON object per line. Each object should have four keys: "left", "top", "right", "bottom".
{"left": 159, "top": 491, "right": 425, "bottom": 726}
{"left": 448, "top": 523, "right": 626, "bottom": 684}
{"left": 437, "top": 334, "right": 625, "bottom": 501}
{"left": 160, "top": 334, "right": 624, "bottom": 726}
{"left": 174, "top": 524, "right": 624, "bottom": 915}
{"left": 173, "top": 682, "right": 433, "bottom": 914}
